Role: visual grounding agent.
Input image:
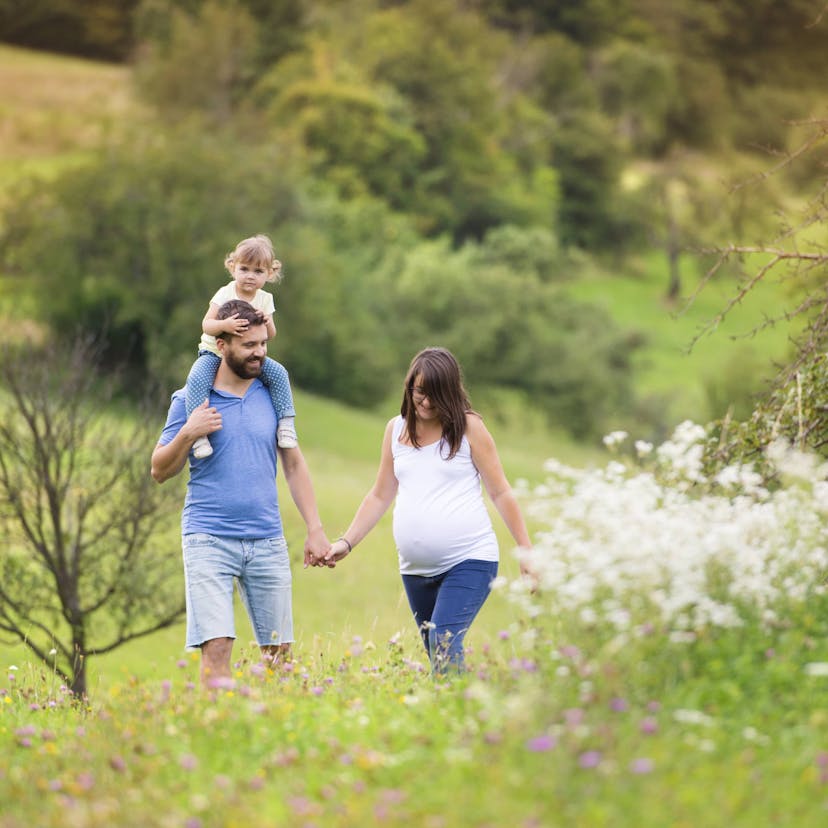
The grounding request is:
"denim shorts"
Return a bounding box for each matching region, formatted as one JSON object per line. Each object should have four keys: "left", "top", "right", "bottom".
{"left": 182, "top": 533, "right": 293, "bottom": 650}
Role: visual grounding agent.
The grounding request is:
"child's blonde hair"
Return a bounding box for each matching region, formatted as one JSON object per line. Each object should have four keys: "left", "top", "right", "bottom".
{"left": 224, "top": 234, "right": 283, "bottom": 284}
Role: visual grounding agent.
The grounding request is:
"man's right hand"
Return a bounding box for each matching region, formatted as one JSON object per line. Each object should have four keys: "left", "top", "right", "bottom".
{"left": 187, "top": 399, "right": 222, "bottom": 441}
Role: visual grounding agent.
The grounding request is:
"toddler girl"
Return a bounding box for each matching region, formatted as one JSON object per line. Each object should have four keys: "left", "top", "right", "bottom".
{"left": 187, "top": 234, "right": 296, "bottom": 458}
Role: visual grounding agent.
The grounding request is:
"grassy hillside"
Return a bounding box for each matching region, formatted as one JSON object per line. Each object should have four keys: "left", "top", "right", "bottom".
{"left": 0, "top": 44, "right": 135, "bottom": 189}
{"left": 568, "top": 250, "right": 798, "bottom": 428}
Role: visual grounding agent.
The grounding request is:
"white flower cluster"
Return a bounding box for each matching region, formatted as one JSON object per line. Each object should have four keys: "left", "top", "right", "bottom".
{"left": 508, "top": 422, "right": 828, "bottom": 635}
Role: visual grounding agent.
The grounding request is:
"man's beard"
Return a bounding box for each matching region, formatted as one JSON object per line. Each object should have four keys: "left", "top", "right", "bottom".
{"left": 224, "top": 350, "right": 264, "bottom": 379}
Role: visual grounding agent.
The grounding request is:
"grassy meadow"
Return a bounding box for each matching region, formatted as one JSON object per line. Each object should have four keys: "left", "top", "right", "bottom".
{"left": 0, "top": 44, "right": 136, "bottom": 190}
{"left": 4, "top": 395, "right": 828, "bottom": 827}
{"left": 2, "top": 47, "right": 827, "bottom": 828}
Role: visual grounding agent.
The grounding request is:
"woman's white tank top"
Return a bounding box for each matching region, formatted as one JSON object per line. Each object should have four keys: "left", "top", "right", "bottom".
{"left": 391, "top": 416, "right": 498, "bottom": 576}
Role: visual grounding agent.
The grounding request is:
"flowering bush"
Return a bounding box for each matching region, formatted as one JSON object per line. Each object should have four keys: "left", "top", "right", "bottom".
{"left": 505, "top": 421, "right": 828, "bottom": 638}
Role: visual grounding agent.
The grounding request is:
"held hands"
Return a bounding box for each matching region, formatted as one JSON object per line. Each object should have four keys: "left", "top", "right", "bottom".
{"left": 324, "top": 538, "right": 352, "bottom": 567}
{"left": 305, "top": 537, "right": 351, "bottom": 569}
{"left": 303, "top": 526, "right": 332, "bottom": 569}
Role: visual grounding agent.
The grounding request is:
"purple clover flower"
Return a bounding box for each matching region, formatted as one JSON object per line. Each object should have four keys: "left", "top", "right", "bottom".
{"left": 526, "top": 734, "right": 556, "bottom": 752}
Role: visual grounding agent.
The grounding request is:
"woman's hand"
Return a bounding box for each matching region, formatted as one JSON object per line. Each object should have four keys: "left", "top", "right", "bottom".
{"left": 322, "top": 538, "right": 352, "bottom": 567}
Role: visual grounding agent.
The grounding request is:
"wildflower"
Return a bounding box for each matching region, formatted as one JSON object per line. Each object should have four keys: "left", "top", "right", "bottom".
{"left": 563, "top": 708, "right": 585, "bottom": 727}
{"left": 610, "top": 697, "right": 628, "bottom": 713}
{"left": 635, "top": 440, "right": 653, "bottom": 457}
{"left": 630, "top": 758, "right": 654, "bottom": 774}
{"left": 603, "top": 430, "right": 628, "bottom": 449}
{"left": 180, "top": 754, "right": 198, "bottom": 771}
{"left": 76, "top": 771, "right": 94, "bottom": 791}
{"left": 742, "top": 727, "right": 769, "bottom": 744}
{"left": 804, "top": 663, "right": 828, "bottom": 677}
{"left": 578, "top": 750, "right": 602, "bottom": 769}
{"left": 108, "top": 756, "right": 127, "bottom": 773}
{"left": 673, "top": 709, "right": 714, "bottom": 726}
{"left": 639, "top": 717, "right": 658, "bottom": 734}
{"left": 526, "top": 735, "right": 556, "bottom": 752}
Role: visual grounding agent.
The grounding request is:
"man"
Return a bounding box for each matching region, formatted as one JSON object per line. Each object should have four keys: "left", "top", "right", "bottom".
{"left": 151, "top": 299, "right": 329, "bottom": 688}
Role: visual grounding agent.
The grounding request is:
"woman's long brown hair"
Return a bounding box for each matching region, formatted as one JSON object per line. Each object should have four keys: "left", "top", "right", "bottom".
{"left": 400, "top": 347, "right": 471, "bottom": 459}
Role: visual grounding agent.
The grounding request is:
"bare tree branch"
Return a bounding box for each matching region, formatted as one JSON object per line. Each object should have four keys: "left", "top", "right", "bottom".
{"left": 0, "top": 337, "right": 183, "bottom": 697}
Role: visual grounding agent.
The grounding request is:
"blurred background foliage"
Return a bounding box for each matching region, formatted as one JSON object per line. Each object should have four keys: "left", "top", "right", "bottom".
{"left": 1, "top": 0, "right": 827, "bottom": 445}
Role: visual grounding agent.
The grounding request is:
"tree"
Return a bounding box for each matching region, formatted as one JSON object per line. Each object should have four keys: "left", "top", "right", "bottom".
{"left": 0, "top": 0, "right": 140, "bottom": 60}
{"left": 385, "top": 230, "right": 637, "bottom": 439}
{"left": 0, "top": 130, "right": 304, "bottom": 394}
{"left": 693, "top": 118, "right": 828, "bottom": 466}
{"left": 257, "top": 45, "right": 428, "bottom": 208}
{"left": 133, "top": 0, "right": 260, "bottom": 122}
{"left": 0, "top": 338, "right": 184, "bottom": 698}
{"left": 346, "top": 0, "right": 560, "bottom": 239}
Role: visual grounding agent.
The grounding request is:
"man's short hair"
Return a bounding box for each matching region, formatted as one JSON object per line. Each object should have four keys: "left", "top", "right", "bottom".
{"left": 215, "top": 300, "right": 266, "bottom": 340}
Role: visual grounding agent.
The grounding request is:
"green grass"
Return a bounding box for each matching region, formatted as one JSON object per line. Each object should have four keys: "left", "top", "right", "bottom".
{"left": 4, "top": 599, "right": 828, "bottom": 827}
{"left": 0, "top": 44, "right": 136, "bottom": 191}
{"left": 568, "top": 249, "right": 800, "bottom": 426}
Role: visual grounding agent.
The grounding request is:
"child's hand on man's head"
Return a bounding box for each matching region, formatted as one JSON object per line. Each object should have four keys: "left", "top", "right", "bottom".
{"left": 224, "top": 313, "right": 249, "bottom": 335}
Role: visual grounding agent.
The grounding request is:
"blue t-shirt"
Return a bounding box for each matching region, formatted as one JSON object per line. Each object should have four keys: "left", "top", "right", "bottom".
{"left": 158, "top": 383, "right": 283, "bottom": 538}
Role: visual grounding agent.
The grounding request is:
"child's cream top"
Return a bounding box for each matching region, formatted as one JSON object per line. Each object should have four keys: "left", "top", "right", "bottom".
{"left": 197, "top": 283, "right": 276, "bottom": 355}
{"left": 391, "top": 415, "right": 498, "bottom": 576}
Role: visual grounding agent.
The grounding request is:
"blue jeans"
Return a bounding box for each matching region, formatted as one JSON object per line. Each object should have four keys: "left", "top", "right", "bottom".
{"left": 182, "top": 534, "right": 293, "bottom": 649}
{"left": 402, "top": 559, "right": 498, "bottom": 673}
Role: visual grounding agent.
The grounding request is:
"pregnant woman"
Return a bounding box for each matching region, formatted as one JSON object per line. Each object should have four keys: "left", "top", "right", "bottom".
{"left": 319, "top": 347, "right": 533, "bottom": 673}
